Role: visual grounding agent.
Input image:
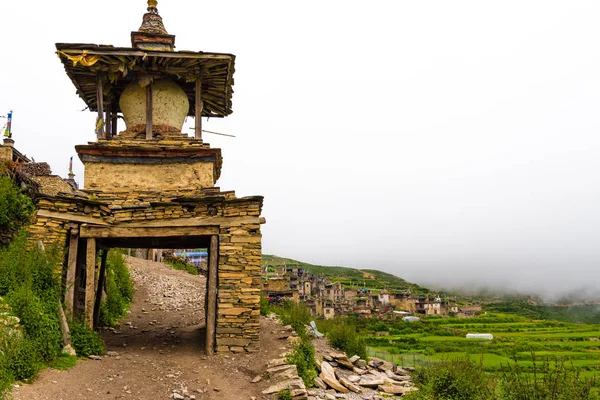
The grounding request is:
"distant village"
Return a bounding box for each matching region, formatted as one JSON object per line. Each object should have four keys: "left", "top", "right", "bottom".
{"left": 164, "top": 250, "right": 483, "bottom": 320}
{"left": 261, "top": 264, "right": 482, "bottom": 320}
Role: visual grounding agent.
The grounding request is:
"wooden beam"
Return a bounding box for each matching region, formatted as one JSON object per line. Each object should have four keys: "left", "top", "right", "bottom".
{"left": 96, "top": 75, "right": 104, "bottom": 140}
{"left": 93, "top": 249, "right": 108, "bottom": 329}
{"left": 111, "top": 216, "right": 261, "bottom": 229}
{"left": 195, "top": 77, "right": 203, "bottom": 140}
{"left": 146, "top": 83, "right": 153, "bottom": 140}
{"left": 80, "top": 225, "right": 219, "bottom": 239}
{"left": 206, "top": 234, "right": 218, "bottom": 355}
{"left": 36, "top": 209, "right": 110, "bottom": 226}
{"left": 85, "top": 238, "right": 96, "bottom": 328}
{"left": 64, "top": 227, "right": 79, "bottom": 321}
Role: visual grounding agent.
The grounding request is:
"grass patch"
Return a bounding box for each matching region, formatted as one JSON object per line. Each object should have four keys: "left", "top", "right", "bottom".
{"left": 99, "top": 250, "right": 134, "bottom": 326}
{"left": 47, "top": 354, "right": 77, "bottom": 370}
{"left": 271, "top": 302, "right": 318, "bottom": 387}
{"left": 163, "top": 257, "right": 199, "bottom": 275}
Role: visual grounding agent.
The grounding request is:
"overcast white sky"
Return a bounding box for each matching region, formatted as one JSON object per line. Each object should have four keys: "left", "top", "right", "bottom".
{"left": 2, "top": 1, "right": 599, "bottom": 299}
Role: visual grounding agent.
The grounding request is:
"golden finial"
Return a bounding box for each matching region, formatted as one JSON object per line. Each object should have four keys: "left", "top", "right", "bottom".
{"left": 147, "top": 0, "right": 158, "bottom": 13}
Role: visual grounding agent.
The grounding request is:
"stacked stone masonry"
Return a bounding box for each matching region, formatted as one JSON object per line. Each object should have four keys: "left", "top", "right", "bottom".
{"left": 27, "top": 184, "right": 263, "bottom": 354}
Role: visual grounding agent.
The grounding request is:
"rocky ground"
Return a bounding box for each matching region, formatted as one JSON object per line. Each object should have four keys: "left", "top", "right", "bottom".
{"left": 11, "top": 256, "right": 295, "bottom": 400}
{"left": 10, "top": 256, "right": 414, "bottom": 400}
{"left": 261, "top": 318, "right": 416, "bottom": 400}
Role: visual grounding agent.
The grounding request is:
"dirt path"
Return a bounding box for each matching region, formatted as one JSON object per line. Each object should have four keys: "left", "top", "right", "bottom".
{"left": 12, "top": 256, "right": 292, "bottom": 400}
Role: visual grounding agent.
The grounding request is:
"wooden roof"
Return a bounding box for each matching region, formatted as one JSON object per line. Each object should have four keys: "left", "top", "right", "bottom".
{"left": 55, "top": 43, "right": 235, "bottom": 118}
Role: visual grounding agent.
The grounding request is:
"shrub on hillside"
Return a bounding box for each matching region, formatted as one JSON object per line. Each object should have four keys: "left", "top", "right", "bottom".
{"left": 0, "top": 174, "right": 34, "bottom": 232}
{"left": 260, "top": 295, "right": 270, "bottom": 316}
{"left": 317, "top": 318, "right": 367, "bottom": 361}
{"left": 7, "top": 287, "right": 62, "bottom": 361}
{"left": 273, "top": 301, "right": 312, "bottom": 333}
{"left": 287, "top": 334, "right": 317, "bottom": 387}
{"left": 0, "top": 231, "right": 67, "bottom": 392}
{"left": 499, "top": 355, "right": 598, "bottom": 400}
{"left": 405, "top": 356, "right": 496, "bottom": 400}
{"left": 100, "top": 250, "right": 134, "bottom": 326}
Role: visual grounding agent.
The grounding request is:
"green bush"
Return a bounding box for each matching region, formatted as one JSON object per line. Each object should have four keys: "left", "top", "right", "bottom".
{"left": 406, "top": 356, "right": 496, "bottom": 400}
{"left": 273, "top": 302, "right": 312, "bottom": 333}
{"left": 7, "top": 338, "right": 40, "bottom": 380}
{"left": 287, "top": 335, "right": 317, "bottom": 387}
{"left": 317, "top": 318, "right": 367, "bottom": 360}
{"left": 277, "top": 388, "right": 292, "bottom": 400}
{"left": 499, "top": 356, "right": 598, "bottom": 400}
{"left": 7, "top": 288, "right": 62, "bottom": 361}
{"left": 69, "top": 322, "right": 104, "bottom": 357}
{"left": 0, "top": 174, "right": 34, "bottom": 232}
{"left": 99, "top": 250, "right": 134, "bottom": 326}
{"left": 0, "top": 230, "right": 64, "bottom": 385}
{"left": 164, "top": 257, "right": 199, "bottom": 275}
{"left": 260, "top": 295, "right": 270, "bottom": 316}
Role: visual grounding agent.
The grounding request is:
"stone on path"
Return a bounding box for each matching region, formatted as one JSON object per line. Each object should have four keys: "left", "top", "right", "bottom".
{"left": 339, "top": 377, "right": 362, "bottom": 393}
{"left": 320, "top": 361, "right": 349, "bottom": 393}
{"left": 262, "top": 378, "right": 305, "bottom": 395}
{"left": 378, "top": 384, "right": 413, "bottom": 395}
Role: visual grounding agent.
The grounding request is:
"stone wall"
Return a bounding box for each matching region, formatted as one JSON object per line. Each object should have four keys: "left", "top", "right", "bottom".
{"left": 84, "top": 161, "right": 215, "bottom": 191}
{"left": 217, "top": 222, "right": 263, "bottom": 353}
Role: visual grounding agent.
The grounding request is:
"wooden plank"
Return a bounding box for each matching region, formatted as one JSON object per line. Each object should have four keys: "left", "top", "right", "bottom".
{"left": 93, "top": 249, "right": 108, "bottom": 329}
{"left": 80, "top": 225, "right": 219, "bottom": 239}
{"left": 206, "top": 234, "right": 218, "bottom": 355}
{"left": 96, "top": 76, "right": 104, "bottom": 139}
{"left": 146, "top": 83, "right": 153, "bottom": 140}
{"left": 64, "top": 227, "right": 79, "bottom": 321}
{"left": 195, "top": 77, "right": 203, "bottom": 140}
{"left": 85, "top": 238, "right": 96, "bottom": 328}
{"left": 58, "top": 48, "right": 233, "bottom": 60}
{"left": 36, "top": 209, "right": 110, "bottom": 226}
{"left": 113, "top": 216, "right": 260, "bottom": 229}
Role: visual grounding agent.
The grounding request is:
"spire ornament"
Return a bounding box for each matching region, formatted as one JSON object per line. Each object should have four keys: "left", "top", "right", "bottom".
{"left": 131, "top": 0, "right": 175, "bottom": 50}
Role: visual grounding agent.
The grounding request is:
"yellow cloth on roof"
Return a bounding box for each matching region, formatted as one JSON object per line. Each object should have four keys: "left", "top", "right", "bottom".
{"left": 57, "top": 50, "right": 100, "bottom": 67}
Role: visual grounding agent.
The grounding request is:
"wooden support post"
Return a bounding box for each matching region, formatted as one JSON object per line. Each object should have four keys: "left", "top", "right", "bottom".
{"left": 96, "top": 76, "right": 104, "bottom": 140}
{"left": 206, "top": 234, "right": 218, "bottom": 355}
{"left": 105, "top": 101, "right": 112, "bottom": 138}
{"left": 93, "top": 249, "right": 108, "bottom": 329}
{"left": 195, "top": 78, "right": 203, "bottom": 140}
{"left": 111, "top": 104, "right": 118, "bottom": 138}
{"left": 65, "top": 227, "right": 79, "bottom": 321}
{"left": 146, "top": 83, "right": 153, "bottom": 140}
{"left": 85, "top": 238, "right": 96, "bottom": 328}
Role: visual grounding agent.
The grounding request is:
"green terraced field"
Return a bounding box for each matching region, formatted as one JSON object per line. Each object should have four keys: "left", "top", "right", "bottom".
{"left": 361, "top": 313, "right": 600, "bottom": 377}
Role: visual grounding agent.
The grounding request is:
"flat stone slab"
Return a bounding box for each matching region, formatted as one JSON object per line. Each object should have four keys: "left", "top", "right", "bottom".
{"left": 321, "top": 361, "right": 349, "bottom": 393}
{"left": 378, "top": 385, "right": 413, "bottom": 395}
